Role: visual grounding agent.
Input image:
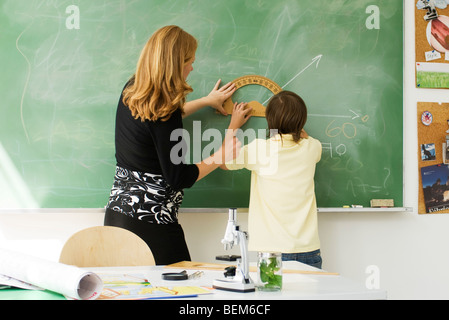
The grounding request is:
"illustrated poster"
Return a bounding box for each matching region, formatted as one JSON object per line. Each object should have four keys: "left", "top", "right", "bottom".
{"left": 421, "top": 164, "right": 449, "bottom": 213}
{"left": 415, "top": 0, "right": 449, "bottom": 88}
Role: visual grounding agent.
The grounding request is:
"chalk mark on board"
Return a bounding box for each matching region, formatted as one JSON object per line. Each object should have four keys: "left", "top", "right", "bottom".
{"left": 282, "top": 54, "right": 323, "bottom": 89}
{"left": 383, "top": 167, "right": 391, "bottom": 193}
{"left": 309, "top": 109, "right": 361, "bottom": 120}
{"left": 16, "top": 22, "right": 34, "bottom": 144}
{"left": 262, "top": 54, "right": 323, "bottom": 105}
{"left": 264, "top": 6, "right": 291, "bottom": 78}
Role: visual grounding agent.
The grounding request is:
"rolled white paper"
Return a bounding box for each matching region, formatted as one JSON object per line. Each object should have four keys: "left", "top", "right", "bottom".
{"left": 0, "top": 248, "right": 103, "bottom": 300}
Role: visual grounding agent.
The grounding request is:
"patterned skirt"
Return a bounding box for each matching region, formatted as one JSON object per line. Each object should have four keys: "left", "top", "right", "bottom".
{"left": 106, "top": 166, "right": 183, "bottom": 224}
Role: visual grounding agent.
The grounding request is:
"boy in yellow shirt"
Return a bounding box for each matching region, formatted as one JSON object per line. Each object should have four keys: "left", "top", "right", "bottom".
{"left": 224, "top": 91, "right": 322, "bottom": 268}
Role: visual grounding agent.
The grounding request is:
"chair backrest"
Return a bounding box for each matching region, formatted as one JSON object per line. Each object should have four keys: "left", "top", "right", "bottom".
{"left": 59, "top": 226, "right": 155, "bottom": 267}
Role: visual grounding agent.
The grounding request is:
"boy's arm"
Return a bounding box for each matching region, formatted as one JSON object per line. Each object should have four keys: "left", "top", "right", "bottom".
{"left": 305, "top": 133, "right": 322, "bottom": 163}
{"left": 219, "top": 102, "right": 252, "bottom": 171}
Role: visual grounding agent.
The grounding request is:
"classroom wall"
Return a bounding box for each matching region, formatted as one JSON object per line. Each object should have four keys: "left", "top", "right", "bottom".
{"left": 1, "top": 1, "right": 448, "bottom": 300}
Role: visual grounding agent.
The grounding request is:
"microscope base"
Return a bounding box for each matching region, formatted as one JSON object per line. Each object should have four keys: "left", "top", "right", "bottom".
{"left": 213, "top": 279, "right": 255, "bottom": 293}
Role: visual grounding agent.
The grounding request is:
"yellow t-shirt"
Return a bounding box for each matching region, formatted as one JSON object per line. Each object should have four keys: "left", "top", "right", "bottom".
{"left": 226, "top": 134, "right": 322, "bottom": 253}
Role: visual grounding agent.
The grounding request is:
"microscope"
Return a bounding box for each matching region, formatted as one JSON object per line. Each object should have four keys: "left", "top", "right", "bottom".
{"left": 212, "top": 208, "right": 255, "bottom": 293}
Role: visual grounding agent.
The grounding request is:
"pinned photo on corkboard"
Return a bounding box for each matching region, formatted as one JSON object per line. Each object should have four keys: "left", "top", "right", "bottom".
{"left": 415, "top": 0, "right": 449, "bottom": 88}
{"left": 421, "top": 143, "right": 437, "bottom": 161}
{"left": 421, "top": 164, "right": 449, "bottom": 213}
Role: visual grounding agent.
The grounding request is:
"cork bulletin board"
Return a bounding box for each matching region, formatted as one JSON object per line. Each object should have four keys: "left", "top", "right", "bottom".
{"left": 418, "top": 102, "right": 449, "bottom": 214}
{"left": 415, "top": 1, "right": 449, "bottom": 88}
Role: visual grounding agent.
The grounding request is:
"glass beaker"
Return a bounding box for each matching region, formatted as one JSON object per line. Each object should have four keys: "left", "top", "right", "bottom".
{"left": 257, "top": 252, "right": 282, "bottom": 292}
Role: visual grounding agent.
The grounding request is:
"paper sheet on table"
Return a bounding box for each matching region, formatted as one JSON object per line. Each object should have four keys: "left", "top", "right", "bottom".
{"left": 0, "top": 274, "right": 42, "bottom": 290}
{"left": 0, "top": 248, "right": 103, "bottom": 300}
{"left": 97, "top": 273, "right": 212, "bottom": 300}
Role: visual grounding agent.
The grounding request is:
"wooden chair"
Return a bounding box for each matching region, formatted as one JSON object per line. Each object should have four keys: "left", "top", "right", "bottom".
{"left": 59, "top": 226, "right": 155, "bottom": 267}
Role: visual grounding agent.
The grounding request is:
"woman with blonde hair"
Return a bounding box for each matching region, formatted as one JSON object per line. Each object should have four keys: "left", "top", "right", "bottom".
{"left": 104, "top": 25, "right": 251, "bottom": 265}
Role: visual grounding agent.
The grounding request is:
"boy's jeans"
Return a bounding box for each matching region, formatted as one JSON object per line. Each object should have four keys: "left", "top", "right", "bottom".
{"left": 282, "top": 249, "right": 322, "bottom": 269}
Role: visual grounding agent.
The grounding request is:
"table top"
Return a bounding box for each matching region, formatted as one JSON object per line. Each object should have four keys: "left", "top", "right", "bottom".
{"left": 0, "top": 261, "right": 386, "bottom": 300}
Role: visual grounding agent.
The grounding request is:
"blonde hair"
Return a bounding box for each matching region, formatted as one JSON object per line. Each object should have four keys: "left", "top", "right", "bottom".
{"left": 123, "top": 25, "right": 198, "bottom": 122}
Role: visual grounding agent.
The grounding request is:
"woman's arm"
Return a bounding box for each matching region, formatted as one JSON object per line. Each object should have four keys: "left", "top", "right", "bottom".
{"left": 195, "top": 102, "right": 252, "bottom": 181}
{"left": 183, "top": 80, "right": 236, "bottom": 118}
{"left": 195, "top": 134, "right": 241, "bottom": 181}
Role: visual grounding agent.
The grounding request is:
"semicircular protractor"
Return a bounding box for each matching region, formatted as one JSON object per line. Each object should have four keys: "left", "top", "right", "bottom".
{"left": 223, "top": 75, "right": 282, "bottom": 117}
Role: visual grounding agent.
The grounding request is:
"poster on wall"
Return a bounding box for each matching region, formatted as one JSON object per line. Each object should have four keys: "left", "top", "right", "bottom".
{"left": 421, "top": 164, "right": 449, "bottom": 213}
{"left": 415, "top": 0, "right": 449, "bottom": 88}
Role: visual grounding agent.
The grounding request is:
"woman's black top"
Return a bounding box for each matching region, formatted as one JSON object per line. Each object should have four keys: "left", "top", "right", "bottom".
{"left": 105, "top": 85, "right": 199, "bottom": 224}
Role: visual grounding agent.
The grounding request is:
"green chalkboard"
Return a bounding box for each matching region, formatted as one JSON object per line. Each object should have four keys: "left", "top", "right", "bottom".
{"left": 0, "top": 0, "right": 403, "bottom": 209}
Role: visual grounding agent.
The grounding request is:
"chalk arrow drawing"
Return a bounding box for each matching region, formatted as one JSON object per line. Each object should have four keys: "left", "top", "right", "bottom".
{"left": 281, "top": 54, "right": 323, "bottom": 89}
{"left": 16, "top": 23, "right": 34, "bottom": 143}
{"left": 263, "top": 54, "right": 323, "bottom": 105}
{"left": 309, "top": 109, "right": 362, "bottom": 120}
{"left": 349, "top": 110, "right": 361, "bottom": 120}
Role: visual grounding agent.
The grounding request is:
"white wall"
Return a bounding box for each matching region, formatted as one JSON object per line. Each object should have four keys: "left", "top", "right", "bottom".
{"left": 1, "top": 1, "right": 448, "bottom": 300}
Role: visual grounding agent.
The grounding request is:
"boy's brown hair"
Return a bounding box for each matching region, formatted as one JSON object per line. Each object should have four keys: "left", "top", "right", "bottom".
{"left": 265, "top": 91, "right": 307, "bottom": 142}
